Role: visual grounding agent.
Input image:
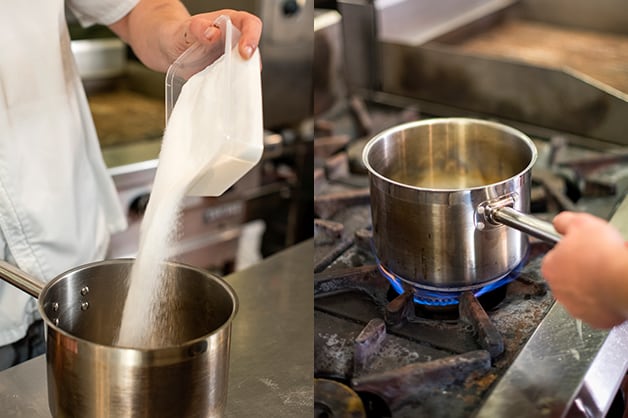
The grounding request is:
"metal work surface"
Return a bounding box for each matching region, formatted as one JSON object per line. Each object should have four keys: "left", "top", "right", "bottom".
{"left": 338, "top": 0, "right": 628, "bottom": 146}
{"left": 477, "top": 306, "right": 628, "bottom": 417}
{"left": 477, "top": 195, "right": 628, "bottom": 417}
{"left": 379, "top": 41, "right": 628, "bottom": 146}
{"left": 0, "top": 240, "right": 314, "bottom": 417}
{"left": 375, "top": 0, "right": 516, "bottom": 45}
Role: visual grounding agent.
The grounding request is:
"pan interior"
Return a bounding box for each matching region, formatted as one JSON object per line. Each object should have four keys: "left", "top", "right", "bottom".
{"left": 40, "top": 261, "right": 234, "bottom": 348}
{"left": 366, "top": 120, "right": 535, "bottom": 189}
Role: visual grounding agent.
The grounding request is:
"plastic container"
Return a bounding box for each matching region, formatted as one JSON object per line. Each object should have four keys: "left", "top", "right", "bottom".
{"left": 164, "top": 15, "right": 263, "bottom": 197}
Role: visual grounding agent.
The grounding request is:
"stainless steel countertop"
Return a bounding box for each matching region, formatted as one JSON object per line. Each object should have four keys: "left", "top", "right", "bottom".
{"left": 477, "top": 194, "right": 628, "bottom": 417}
{"left": 0, "top": 240, "right": 313, "bottom": 417}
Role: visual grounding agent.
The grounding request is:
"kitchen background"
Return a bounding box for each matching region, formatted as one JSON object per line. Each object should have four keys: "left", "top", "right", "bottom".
{"left": 313, "top": 0, "right": 628, "bottom": 417}
{"left": 63, "top": 0, "right": 628, "bottom": 415}
{"left": 67, "top": 0, "right": 314, "bottom": 275}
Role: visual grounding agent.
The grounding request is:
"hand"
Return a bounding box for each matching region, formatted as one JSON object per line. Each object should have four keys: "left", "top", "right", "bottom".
{"left": 109, "top": 4, "right": 263, "bottom": 72}
{"left": 181, "top": 10, "right": 262, "bottom": 60}
{"left": 541, "top": 211, "right": 628, "bottom": 328}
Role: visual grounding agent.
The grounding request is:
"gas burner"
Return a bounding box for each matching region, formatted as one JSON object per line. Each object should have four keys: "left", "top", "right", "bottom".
{"left": 314, "top": 378, "right": 367, "bottom": 418}
{"left": 314, "top": 378, "right": 392, "bottom": 418}
{"left": 378, "top": 254, "right": 527, "bottom": 307}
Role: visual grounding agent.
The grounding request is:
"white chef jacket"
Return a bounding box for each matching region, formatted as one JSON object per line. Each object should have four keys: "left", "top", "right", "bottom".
{"left": 0, "top": 0, "right": 135, "bottom": 346}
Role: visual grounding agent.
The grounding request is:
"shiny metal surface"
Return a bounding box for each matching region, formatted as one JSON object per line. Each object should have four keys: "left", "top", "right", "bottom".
{"left": 491, "top": 206, "right": 562, "bottom": 244}
{"left": 0, "top": 260, "right": 236, "bottom": 418}
{"left": 339, "top": 0, "right": 628, "bottom": 145}
{"left": 477, "top": 306, "right": 628, "bottom": 418}
{"left": 380, "top": 42, "right": 628, "bottom": 146}
{"left": 337, "top": 0, "right": 516, "bottom": 94}
{"left": 519, "top": 0, "right": 628, "bottom": 34}
{"left": 0, "top": 261, "right": 44, "bottom": 298}
{"left": 314, "top": 9, "right": 344, "bottom": 115}
{"left": 477, "top": 194, "right": 628, "bottom": 417}
{"left": 363, "top": 118, "right": 535, "bottom": 290}
{"left": 70, "top": 39, "right": 127, "bottom": 81}
{"left": 0, "top": 240, "right": 313, "bottom": 417}
{"left": 375, "top": 0, "right": 517, "bottom": 45}
{"left": 336, "top": 0, "right": 379, "bottom": 93}
{"left": 477, "top": 195, "right": 561, "bottom": 244}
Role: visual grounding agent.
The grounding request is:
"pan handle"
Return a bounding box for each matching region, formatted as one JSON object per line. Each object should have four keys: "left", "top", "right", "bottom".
{"left": 0, "top": 260, "right": 44, "bottom": 298}
{"left": 478, "top": 195, "right": 562, "bottom": 244}
{"left": 491, "top": 206, "right": 561, "bottom": 244}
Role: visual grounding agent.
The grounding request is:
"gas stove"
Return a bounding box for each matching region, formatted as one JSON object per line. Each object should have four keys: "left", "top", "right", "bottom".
{"left": 313, "top": 2, "right": 628, "bottom": 414}
{"left": 312, "top": 97, "right": 628, "bottom": 418}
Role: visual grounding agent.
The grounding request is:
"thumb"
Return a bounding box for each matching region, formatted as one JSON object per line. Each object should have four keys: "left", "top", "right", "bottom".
{"left": 552, "top": 211, "right": 578, "bottom": 234}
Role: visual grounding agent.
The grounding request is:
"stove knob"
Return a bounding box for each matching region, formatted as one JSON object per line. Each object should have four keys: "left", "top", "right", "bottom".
{"left": 282, "top": 0, "right": 302, "bottom": 17}
{"left": 129, "top": 192, "right": 150, "bottom": 217}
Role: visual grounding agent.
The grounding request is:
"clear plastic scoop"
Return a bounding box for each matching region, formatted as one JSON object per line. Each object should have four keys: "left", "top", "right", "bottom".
{"left": 164, "top": 15, "right": 263, "bottom": 197}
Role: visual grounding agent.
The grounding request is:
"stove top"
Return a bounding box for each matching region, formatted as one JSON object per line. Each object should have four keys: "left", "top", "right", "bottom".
{"left": 313, "top": 97, "right": 628, "bottom": 417}
{"left": 315, "top": 247, "right": 553, "bottom": 417}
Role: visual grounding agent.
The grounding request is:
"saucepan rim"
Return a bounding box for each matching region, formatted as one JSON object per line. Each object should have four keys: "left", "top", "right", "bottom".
{"left": 362, "top": 117, "right": 538, "bottom": 192}
{"left": 38, "top": 258, "right": 238, "bottom": 352}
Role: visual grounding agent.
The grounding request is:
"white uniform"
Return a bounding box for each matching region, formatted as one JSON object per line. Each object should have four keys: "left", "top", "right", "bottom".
{"left": 0, "top": 0, "right": 135, "bottom": 346}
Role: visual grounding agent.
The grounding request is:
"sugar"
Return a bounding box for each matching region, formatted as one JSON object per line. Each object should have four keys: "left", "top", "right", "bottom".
{"left": 114, "top": 43, "right": 261, "bottom": 348}
{"left": 115, "top": 66, "right": 219, "bottom": 348}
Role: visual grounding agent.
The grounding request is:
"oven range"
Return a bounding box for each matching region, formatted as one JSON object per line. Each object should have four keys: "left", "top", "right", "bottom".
{"left": 313, "top": 1, "right": 628, "bottom": 414}
{"left": 313, "top": 97, "right": 628, "bottom": 418}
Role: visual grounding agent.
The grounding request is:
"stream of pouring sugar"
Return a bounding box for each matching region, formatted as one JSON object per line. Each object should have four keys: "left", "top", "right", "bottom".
{"left": 576, "top": 318, "right": 583, "bottom": 342}
{"left": 115, "top": 67, "right": 220, "bottom": 348}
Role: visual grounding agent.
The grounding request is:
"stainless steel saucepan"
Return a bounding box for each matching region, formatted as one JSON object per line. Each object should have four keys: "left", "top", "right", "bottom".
{"left": 362, "top": 118, "right": 561, "bottom": 292}
{"left": 0, "top": 259, "right": 237, "bottom": 418}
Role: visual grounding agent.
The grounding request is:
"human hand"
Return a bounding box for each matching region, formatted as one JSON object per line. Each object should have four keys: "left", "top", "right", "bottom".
{"left": 109, "top": 3, "right": 263, "bottom": 73}
{"left": 181, "top": 10, "right": 262, "bottom": 60}
{"left": 541, "top": 211, "right": 628, "bottom": 328}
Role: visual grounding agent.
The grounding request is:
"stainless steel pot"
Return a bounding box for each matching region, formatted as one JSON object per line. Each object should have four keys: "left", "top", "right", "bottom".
{"left": 0, "top": 259, "right": 237, "bottom": 418}
{"left": 362, "top": 118, "right": 560, "bottom": 292}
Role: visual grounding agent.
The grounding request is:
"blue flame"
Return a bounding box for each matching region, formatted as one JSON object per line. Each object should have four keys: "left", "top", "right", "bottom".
{"left": 377, "top": 256, "right": 527, "bottom": 306}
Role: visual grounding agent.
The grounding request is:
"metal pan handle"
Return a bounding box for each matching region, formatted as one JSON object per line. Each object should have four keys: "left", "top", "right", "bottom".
{"left": 491, "top": 206, "right": 561, "bottom": 244}
{"left": 477, "top": 195, "right": 562, "bottom": 244}
{"left": 0, "top": 260, "right": 44, "bottom": 298}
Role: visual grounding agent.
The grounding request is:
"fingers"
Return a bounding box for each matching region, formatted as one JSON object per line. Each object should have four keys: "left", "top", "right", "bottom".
{"left": 552, "top": 210, "right": 610, "bottom": 234}
{"left": 188, "top": 17, "right": 219, "bottom": 43}
{"left": 203, "top": 25, "right": 220, "bottom": 43}
{"left": 561, "top": 302, "right": 625, "bottom": 329}
{"left": 220, "top": 11, "right": 262, "bottom": 59}
{"left": 588, "top": 313, "right": 625, "bottom": 329}
{"left": 553, "top": 211, "right": 624, "bottom": 246}
{"left": 543, "top": 210, "right": 628, "bottom": 330}
{"left": 539, "top": 250, "right": 555, "bottom": 280}
{"left": 188, "top": 11, "right": 262, "bottom": 60}
{"left": 234, "top": 12, "right": 262, "bottom": 59}
{"left": 552, "top": 211, "right": 578, "bottom": 234}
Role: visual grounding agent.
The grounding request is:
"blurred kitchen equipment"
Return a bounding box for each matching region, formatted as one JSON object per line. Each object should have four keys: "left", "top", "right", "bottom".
{"left": 70, "top": 38, "right": 127, "bottom": 93}
{"left": 314, "top": 8, "right": 343, "bottom": 115}
{"left": 338, "top": 0, "right": 628, "bottom": 146}
{"left": 182, "top": 0, "right": 314, "bottom": 129}
{"left": 363, "top": 118, "right": 560, "bottom": 291}
{"left": 0, "top": 259, "right": 236, "bottom": 418}
{"left": 69, "top": 1, "right": 314, "bottom": 269}
{"left": 106, "top": 150, "right": 259, "bottom": 274}
{"left": 70, "top": 38, "right": 126, "bottom": 80}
